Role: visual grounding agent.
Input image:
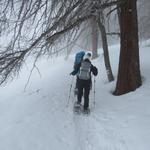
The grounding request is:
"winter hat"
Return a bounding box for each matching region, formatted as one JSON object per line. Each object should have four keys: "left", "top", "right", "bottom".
{"left": 83, "top": 52, "right": 92, "bottom": 60}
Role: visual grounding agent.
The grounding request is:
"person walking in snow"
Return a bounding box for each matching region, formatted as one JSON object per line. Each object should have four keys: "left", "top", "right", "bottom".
{"left": 73, "top": 51, "right": 85, "bottom": 95}
{"left": 70, "top": 52, "right": 98, "bottom": 113}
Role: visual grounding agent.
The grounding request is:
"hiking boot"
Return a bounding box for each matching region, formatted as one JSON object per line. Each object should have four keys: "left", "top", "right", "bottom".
{"left": 83, "top": 107, "right": 90, "bottom": 114}
{"left": 74, "top": 88, "right": 78, "bottom": 96}
{"left": 74, "top": 101, "right": 82, "bottom": 113}
{"left": 75, "top": 101, "right": 81, "bottom": 107}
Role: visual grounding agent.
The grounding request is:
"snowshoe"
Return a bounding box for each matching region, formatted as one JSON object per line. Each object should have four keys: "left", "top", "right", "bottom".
{"left": 73, "top": 102, "right": 82, "bottom": 114}
{"left": 82, "top": 108, "right": 90, "bottom": 115}
{"left": 74, "top": 88, "right": 78, "bottom": 96}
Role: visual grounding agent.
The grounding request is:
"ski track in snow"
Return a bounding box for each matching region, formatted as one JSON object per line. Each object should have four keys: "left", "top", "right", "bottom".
{"left": 72, "top": 103, "right": 128, "bottom": 150}
{"left": 69, "top": 80, "right": 127, "bottom": 150}
{"left": 70, "top": 85, "right": 128, "bottom": 150}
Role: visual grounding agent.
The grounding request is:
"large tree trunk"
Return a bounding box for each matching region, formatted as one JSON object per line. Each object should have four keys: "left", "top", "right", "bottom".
{"left": 114, "top": 0, "right": 142, "bottom": 95}
{"left": 91, "top": 16, "right": 98, "bottom": 58}
{"left": 97, "top": 15, "right": 114, "bottom": 82}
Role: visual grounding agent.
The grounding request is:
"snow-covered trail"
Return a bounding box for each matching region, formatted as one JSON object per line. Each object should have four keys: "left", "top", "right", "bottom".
{"left": 72, "top": 92, "right": 128, "bottom": 150}
{"left": 0, "top": 44, "right": 150, "bottom": 150}
{"left": 0, "top": 54, "right": 126, "bottom": 150}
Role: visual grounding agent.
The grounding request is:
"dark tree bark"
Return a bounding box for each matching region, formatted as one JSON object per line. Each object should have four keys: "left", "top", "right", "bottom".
{"left": 91, "top": 16, "right": 98, "bottom": 58}
{"left": 97, "top": 15, "right": 114, "bottom": 82}
{"left": 114, "top": 0, "right": 142, "bottom": 95}
{"left": 117, "top": 7, "right": 121, "bottom": 30}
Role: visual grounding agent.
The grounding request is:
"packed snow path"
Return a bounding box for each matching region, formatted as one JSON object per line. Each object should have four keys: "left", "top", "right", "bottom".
{"left": 0, "top": 44, "right": 150, "bottom": 150}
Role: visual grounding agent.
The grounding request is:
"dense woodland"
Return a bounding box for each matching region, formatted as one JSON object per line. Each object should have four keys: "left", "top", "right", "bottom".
{"left": 0, "top": 0, "right": 149, "bottom": 95}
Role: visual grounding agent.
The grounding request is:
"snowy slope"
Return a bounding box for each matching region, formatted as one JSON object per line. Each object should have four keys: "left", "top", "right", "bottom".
{"left": 0, "top": 42, "right": 150, "bottom": 150}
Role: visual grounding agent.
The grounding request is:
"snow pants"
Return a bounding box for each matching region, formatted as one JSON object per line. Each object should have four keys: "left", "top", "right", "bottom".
{"left": 77, "top": 78, "right": 91, "bottom": 109}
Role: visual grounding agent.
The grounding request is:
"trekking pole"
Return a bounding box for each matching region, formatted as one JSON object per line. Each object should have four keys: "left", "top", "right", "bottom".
{"left": 93, "top": 76, "right": 96, "bottom": 107}
{"left": 66, "top": 76, "right": 74, "bottom": 107}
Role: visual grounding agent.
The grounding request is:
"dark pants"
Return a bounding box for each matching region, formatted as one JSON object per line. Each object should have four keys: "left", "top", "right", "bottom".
{"left": 76, "top": 77, "right": 92, "bottom": 89}
{"left": 77, "top": 78, "right": 91, "bottom": 109}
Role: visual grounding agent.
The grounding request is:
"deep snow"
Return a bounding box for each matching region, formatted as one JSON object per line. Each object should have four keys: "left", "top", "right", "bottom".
{"left": 0, "top": 42, "right": 150, "bottom": 150}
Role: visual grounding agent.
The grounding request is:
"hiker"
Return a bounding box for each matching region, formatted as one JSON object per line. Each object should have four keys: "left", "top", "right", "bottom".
{"left": 70, "top": 52, "right": 98, "bottom": 113}
{"left": 73, "top": 51, "right": 85, "bottom": 95}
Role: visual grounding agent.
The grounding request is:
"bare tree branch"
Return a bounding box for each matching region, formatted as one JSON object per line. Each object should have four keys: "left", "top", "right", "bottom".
{"left": 0, "top": 0, "right": 123, "bottom": 84}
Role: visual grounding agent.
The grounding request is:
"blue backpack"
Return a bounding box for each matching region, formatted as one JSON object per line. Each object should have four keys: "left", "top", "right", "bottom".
{"left": 74, "top": 51, "right": 85, "bottom": 70}
{"left": 74, "top": 51, "right": 85, "bottom": 64}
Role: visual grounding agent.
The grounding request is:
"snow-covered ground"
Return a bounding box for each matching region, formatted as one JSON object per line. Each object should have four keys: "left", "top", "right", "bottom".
{"left": 0, "top": 42, "right": 150, "bottom": 150}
